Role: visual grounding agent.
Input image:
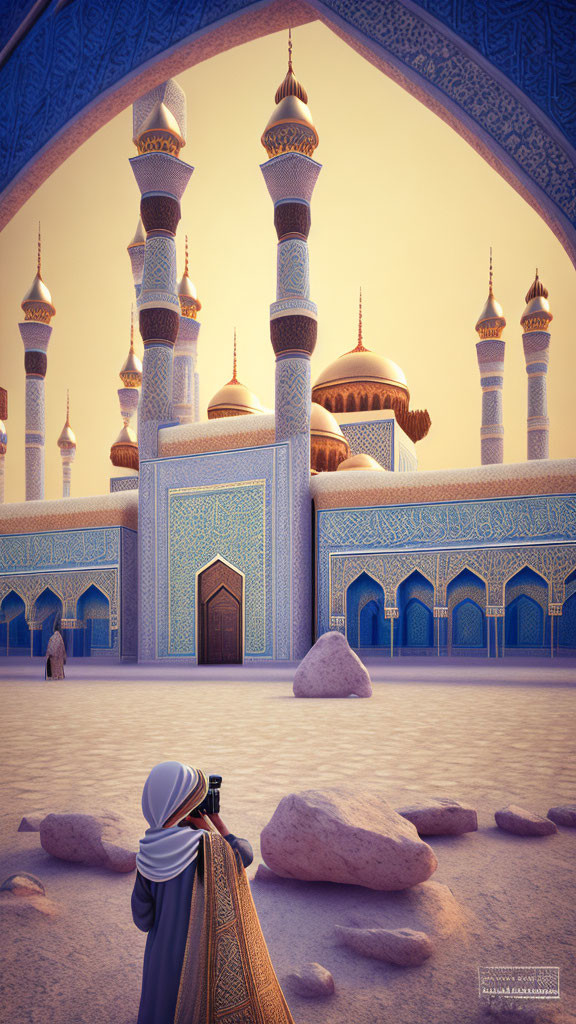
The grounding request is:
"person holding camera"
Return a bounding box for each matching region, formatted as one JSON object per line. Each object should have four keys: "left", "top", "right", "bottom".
{"left": 131, "top": 760, "right": 294, "bottom": 1024}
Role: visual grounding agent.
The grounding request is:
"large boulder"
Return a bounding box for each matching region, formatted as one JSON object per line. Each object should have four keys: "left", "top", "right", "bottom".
{"left": 334, "top": 925, "right": 433, "bottom": 966}
{"left": 547, "top": 804, "right": 576, "bottom": 827}
{"left": 39, "top": 812, "right": 137, "bottom": 872}
{"left": 396, "top": 797, "right": 478, "bottom": 836}
{"left": 260, "top": 789, "right": 437, "bottom": 890}
{"left": 495, "top": 805, "right": 557, "bottom": 837}
{"left": 293, "top": 632, "right": 372, "bottom": 698}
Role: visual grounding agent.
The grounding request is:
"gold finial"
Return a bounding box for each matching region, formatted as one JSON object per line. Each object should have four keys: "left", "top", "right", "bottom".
{"left": 229, "top": 329, "right": 239, "bottom": 385}
{"left": 525, "top": 267, "right": 549, "bottom": 303}
{"left": 288, "top": 27, "right": 293, "bottom": 72}
{"left": 354, "top": 288, "right": 367, "bottom": 352}
{"left": 184, "top": 235, "right": 189, "bottom": 276}
{"left": 37, "top": 223, "right": 42, "bottom": 278}
{"left": 130, "top": 305, "right": 134, "bottom": 350}
{"left": 488, "top": 246, "right": 493, "bottom": 295}
{"left": 66, "top": 389, "right": 70, "bottom": 426}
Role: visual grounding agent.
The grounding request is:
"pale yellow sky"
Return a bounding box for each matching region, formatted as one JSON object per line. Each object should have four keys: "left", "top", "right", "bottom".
{"left": 0, "top": 21, "right": 574, "bottom": 503}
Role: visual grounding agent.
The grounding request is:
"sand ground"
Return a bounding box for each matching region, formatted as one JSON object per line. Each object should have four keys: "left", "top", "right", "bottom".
{"left": 0, "top": 658, "right": 575, "bottom": 1024}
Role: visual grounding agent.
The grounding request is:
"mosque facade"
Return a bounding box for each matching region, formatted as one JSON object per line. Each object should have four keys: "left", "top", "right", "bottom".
{"left": 1, "top": 52, "right": 575, "bottom": 663}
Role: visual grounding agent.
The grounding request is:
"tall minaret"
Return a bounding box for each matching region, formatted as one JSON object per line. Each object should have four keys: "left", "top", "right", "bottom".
{"left": 173, "top": 236, "right": 201, "bottom": 424}
{"left": 110, "top": 308, "right": 142, "bottom": 473}
{"left": 475, "top": 250, "right": 506, "bottom": 465}
{"left": 130, "top": 89, "right": 193, "bottom": 459}
{"left": 19, "top": 226, "right": 55, "bottom": 500}
{"left": 57, "top": 391, "right": 76, "bottom": 497}
{"left": 521, "top": 270, "right": 553, "bottom": 460}
{"left": 260, "top": 32, "right": 321, "bottom": 658}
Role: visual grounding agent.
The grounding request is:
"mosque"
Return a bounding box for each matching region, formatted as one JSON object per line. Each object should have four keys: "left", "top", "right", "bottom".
{"left": 0, "top": 46, "right": 575, "bottom": 663}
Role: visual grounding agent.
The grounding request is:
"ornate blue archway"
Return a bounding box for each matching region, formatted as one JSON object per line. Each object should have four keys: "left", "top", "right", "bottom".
{"left": 1, "top": 0, "right": 575, "bottom": 262}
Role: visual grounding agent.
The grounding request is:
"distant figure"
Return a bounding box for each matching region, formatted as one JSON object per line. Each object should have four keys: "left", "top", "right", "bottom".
{"left": 45, "top": 623, "right": 66, "bottom": 680}
{"left": 132, "top": 761, "right": 294, "bottom": 1024}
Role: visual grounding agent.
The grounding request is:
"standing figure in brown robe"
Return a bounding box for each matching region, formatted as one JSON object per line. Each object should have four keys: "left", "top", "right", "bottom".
{"left": 46, "top": 626, "right": 66, "bottom": 680}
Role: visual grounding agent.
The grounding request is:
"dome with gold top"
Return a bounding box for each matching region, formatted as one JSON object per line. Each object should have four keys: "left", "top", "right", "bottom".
{"left": 120, "top": 311, "right": 143, "bottom": 388}
{"left": 135, "top": 101, "right": 185, "bottom": 157}
{"left": 261, "top": 32, "right": 319, "bottom": 158}
{"left": 521, "top": 270, "right": 552, "bottom": 327}
{"left": 57, "top": 394, "right": 76, "bottom": 451}
{"left": 110, "top": 422, "right": 139, "bottom": 470}
{"left": 475, "top": 251, "right": 506, "bottom": 339}
{"left": 21, "top": 228, "right": 55, "bottom": 323}
{"left": 207, "top": 334, "right": 263, "bottom": 419}
{"left": 312, "top": 292, "right": 431, "bottom": 443}
{"left": 310, "top": 402, "right": 349, "bottom": 473}
{"left": 178, "top": 237, "right": 201, "bottom": 319}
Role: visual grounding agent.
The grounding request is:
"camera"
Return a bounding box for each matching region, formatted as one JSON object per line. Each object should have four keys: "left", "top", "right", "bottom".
{"left": 195, "top": 774, "right": 222, "bottom": 816}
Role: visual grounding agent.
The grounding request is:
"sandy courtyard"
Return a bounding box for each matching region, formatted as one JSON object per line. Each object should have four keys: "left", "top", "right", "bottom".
{"left": 1, "top": 658, "right": 575, "bottom": 1024}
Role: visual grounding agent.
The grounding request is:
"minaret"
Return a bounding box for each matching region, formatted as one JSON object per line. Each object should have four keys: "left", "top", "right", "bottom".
{"left": 173, "top": 236, "right": 201, "bottom": 424}
{"left": 110, "top": 308, "right": 142, "bottom": 473}
{"left": 19, "top": 226, "right": 55, "bottom": 500}
{"left": 475, "top": 250, "right": 506, "bottom": 465}
{"left": 260, "top": 32, "right": 321, "bottom": 658}
{"left": 57, "top": 391, "right": 76, "bottom": 497}
{"left": 521, "top": 270, "right": 553, "bottom": 460}
{"left": 130, "top": 90, "right": 193, "bottom": 459}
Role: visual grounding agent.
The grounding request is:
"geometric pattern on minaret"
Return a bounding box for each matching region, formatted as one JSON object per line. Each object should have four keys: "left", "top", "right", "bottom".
{"left": 521, "top": 270, "right": 553, "bottom": 460}
{"left": 260, "top": 33, "right": 321, "bottom": 658}
{"left": 474, "top": 250, "right": 506, "bottom": 465}
{"left": 57, "top": 390, "right": 76, "bottom": 498}
{"left": 173, "top": 235, "right": 201, "bottom": 424}
{"left": 129, "top": 82, "right": 193, "bottom": 459}
{"left": 19, "top": 226, "right": 55, "bottom": 500}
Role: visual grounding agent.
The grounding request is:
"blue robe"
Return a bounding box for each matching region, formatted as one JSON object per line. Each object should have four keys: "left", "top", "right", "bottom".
{"left": 131, "top": 832, "right": 253, "bottom": 1024}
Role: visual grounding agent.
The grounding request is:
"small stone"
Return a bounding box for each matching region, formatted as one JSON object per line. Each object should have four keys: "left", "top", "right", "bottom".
{"left": 396, "top": 798, "right": 478, "bottom": 836}
{"left": 40, "top": 812, "right": 137, "bottom": 872}
{"left": 0, "top": 873, "right": 45, "bottom": 897}
{"left": 293, "top": 632, "right": 372, "bottom": 698}
{"left": 261, "top": 789, "right": 437, "bottom": 890}
{"left": 287, "top": 963, "right": 335, "bottom": 998}
{"left": 495, "top": 805, "right": 557, "bottom": 836}
{"left": 547, "top": 804, "right": 576, "bottom": 827}
{"left": 334, "top": 924, "right": 433, "bottom": 966}
{"left": 18, "top": 815, "right": 44, "bottom": 833}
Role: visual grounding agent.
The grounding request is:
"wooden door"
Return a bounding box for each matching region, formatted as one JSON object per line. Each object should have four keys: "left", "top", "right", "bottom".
{"left": 198, "top": 560, "right": 243, "bottom": 664}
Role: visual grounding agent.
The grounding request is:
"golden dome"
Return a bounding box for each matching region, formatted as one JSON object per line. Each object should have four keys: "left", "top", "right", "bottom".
{"left": 135, "top": 101, "right": 185, "bottom": 157}
{"left": 314, "top": 349, "right": 408, "bottom": 391}
{"left": 178, "top": 236, "right": 201, "bottom": 318}
{"left": 337, "top": 453, "right": 384, "bottom": 471}
{"left": 110, "top": 422, "right": 139, "bottom": 470}
{"left": 207, "top": 333, "right": 263, "bottom": 419}
{"left": 521, "top": 270, "right": 552, "bottom": 325}
{"left": 57, "top": 392, "right": 76, "bottom": 450}
{"left": 475, "top": 249, "right": 506, "bottom": 337}
{"left": 128, "top": 218, "right": 146, "bottom": 248}
{"left": 120, "top": 310, "right": 143, "bottom": 387}
{"left": 21, "top": 227, "right": 55, "bottom": 322}
{"left": 261, "top": 31, "right": 318, "bottom": 158}
{"left": 310, "top": 402, "right": 345, "bottom": 440}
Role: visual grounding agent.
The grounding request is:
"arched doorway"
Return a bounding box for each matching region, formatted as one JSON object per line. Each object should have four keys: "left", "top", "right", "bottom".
{"left": 77, "top": 585, "right": 111, "bottom": 656}
{"left": 346, "top": 572, "right": 387, "bottom": 648}
{"left": 1, "top": 591, "right": 30, "bottom": 655}
{"left": 447, "top": 569, "right": 487, "bottom": 652}
{"left": 198, "top": 560, "right": 243, "bottom": 664}
{"left": 397, "top": 571, "right": 434, "bottom": 650}
{"left": 505, "top": 567, "right": 548, "bottom": 651}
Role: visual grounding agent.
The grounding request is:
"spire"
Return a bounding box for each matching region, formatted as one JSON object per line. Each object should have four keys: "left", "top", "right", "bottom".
{"left": 65, "top": 388, "right": 70, "bottom": 426}
{"left": 288, "top": 26, "right": 293, "bottom": 72}
{"left": 120, "top": 305, "right": 143, "bottom": 386}
{"left": 488, "top": 246, "right": 493, "bottom": 296}
{"left": 37, "top": 222, "right": 42, "bottom": 278}
{"left": 184, "top": 234, "right": 189, "bottom": 277}
{"left": 21, "top": 225, "right": 55, "bottom": 319}
{"left": 525, "top": 267, "right": 549, "bottom": 303}
{"left": 57, "top": 389, "right": 76, "bottom": 449}
{"left": 229, "top": 329, "right": 239, "bottom": 385}
{"left": 274, "top": 29, "right": 308, "bottom": 103}
{"left": 475, "top": 247, "right": 505, "bottom": 335}
{"left": 353, "top": 287, "right": 368, "bottom": 352}
{"left": 130, "top": 305, "right": 135, "bottom": 350}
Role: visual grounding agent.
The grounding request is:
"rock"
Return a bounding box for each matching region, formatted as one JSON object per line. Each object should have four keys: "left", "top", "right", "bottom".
{"left": 40, "top": 812, "right": 137, "bottom": 872}
{"left": 261, "top": 789, "right": 437, "bottom": 890}
{"left": 547, "top": 804, "right": 576, "bottom": 827}
{"left": 494, "top": 805, "right": 558, "bottom": 837}
{"left": 287, "top": 962, "right": 335, "bottom": 998}
{"left": 396, "top": 797, "right": 478, "bottom": 836}
{"left": 293, "top": 632, "right": 372, "bottom": 698}
{"left": 334, "top": 924, "right": 433, "bottom": 966}
{"left": 0, "top": 873, "right": 45, "bottom": 897}
{"left": 18, "top": 815, "right": 43, "bottom": 833}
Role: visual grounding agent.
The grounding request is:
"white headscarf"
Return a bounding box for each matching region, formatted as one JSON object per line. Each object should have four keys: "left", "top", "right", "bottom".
{"left": 136, "top": 761, "right": 209, "bottom": 882}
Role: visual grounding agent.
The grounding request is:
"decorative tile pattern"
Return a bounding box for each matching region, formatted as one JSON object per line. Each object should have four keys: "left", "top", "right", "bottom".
{"left": 339, "top": 420, "right": 394, "bottom": 470}
{"left": 130, "top": 153, "right": 194, "bottom": 203}
{"left": 277, "top": 239, "right": 310, "bottom": 299}
{"left": 110, "top": 477, "right": 139, "bottom": 492}
{"left": 260, "top": 153, "right": 322, "bottom": 205}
